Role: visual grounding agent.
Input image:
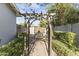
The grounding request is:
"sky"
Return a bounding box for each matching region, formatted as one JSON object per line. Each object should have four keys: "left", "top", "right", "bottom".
{"left": 16, "top": 3, "right": 79, "bottom": 26}
{"left": 16, "top": 3, "right": 47, "bottom": 26}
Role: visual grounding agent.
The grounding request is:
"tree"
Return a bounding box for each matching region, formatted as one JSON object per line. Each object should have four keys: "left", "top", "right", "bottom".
{"left": 46, "top": 3, "right": 71, "bottom": 26}
{"left": 17, "top": 24, "right": 22, "bottom": 29}
{"left": 40, "top": 19, "right": 47, "bottom": 27}
{"left": 46, "top": 3, "right": 79, "bottom": 31}
{"left": 64, "top": 4, "right": 79, "bottom": 31}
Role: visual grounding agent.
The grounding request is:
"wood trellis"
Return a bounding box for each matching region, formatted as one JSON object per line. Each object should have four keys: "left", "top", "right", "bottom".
{"left": 21, "top": 12, "right": 55, "bottom": 56}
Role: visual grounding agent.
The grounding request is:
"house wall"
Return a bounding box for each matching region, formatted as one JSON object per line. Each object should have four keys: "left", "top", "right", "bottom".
{"left": 0, "top": 4, "right": 16, "bottom": 45}
{"left": 30, "top": 27, "right": 34, "bottom": 34}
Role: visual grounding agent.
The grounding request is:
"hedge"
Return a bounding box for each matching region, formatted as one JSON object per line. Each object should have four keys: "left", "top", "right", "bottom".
{"left": 52, "top": 40, "right": 75, "bottom": 56}
{"left": 54, "top": 31, "right": 76, "bottom": 48}
{"left": 0, "top": 33, "right": 24, "bottom": 56}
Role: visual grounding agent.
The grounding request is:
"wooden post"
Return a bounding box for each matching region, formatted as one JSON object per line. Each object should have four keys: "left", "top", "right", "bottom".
{"left": 27, "top": 14, "right": 31, "bottom": 55}
{"left": 47, "top": 14, "right": 53, "bottom": 56}
{"left": 23, "top": 15, "right": 27, "bottom": 56}
{"left": 48, "top": 22, "right": 51, "bottom": 56}
{"left": 47, "top": 14, "right": 50, "bottom": 56}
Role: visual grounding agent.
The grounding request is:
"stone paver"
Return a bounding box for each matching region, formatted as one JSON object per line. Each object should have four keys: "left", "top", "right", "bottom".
{"left": 29, "top": 40, "right": 57, "bottom": 56}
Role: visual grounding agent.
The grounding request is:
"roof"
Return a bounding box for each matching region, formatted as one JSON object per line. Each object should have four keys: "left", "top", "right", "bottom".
{"left": 6, "top": 3, "right": 21, "bottom": 16}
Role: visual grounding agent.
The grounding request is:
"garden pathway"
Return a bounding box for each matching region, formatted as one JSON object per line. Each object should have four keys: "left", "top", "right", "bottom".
{"left": 29, "top": 40, "right": 57, "bottom": 56}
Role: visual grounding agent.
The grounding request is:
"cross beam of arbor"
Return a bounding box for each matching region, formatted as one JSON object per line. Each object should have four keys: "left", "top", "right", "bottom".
{"left": 21, "top": 12, "right": 56, "bottom": 20}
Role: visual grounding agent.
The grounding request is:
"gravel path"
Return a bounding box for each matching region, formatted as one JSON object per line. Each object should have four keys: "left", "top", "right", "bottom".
{"left": 29, "top": 40, "right": 57, "bottom": 56}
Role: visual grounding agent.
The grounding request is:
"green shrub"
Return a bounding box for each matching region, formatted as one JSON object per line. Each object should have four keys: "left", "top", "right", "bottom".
{"left": 0, "top": 34, "right": 24, "bottom": 56}
{"left": 54, "top": 31, "right": 76, "bottom": 48}
{"left": 52, "top": 40, "right": 75, "bottom": 56}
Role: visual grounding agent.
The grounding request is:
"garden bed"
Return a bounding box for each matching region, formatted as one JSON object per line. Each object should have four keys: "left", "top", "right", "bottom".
{"left": 52, "top": 31, "right": 79, "bottom": 56}
{"left": 0, "top": 33, "right": 24, "bottom": 56}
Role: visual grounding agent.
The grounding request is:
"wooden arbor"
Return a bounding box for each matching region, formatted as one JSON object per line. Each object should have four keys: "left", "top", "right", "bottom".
{"left": 21, "top": 12, "right": 55, "bottom": 56}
